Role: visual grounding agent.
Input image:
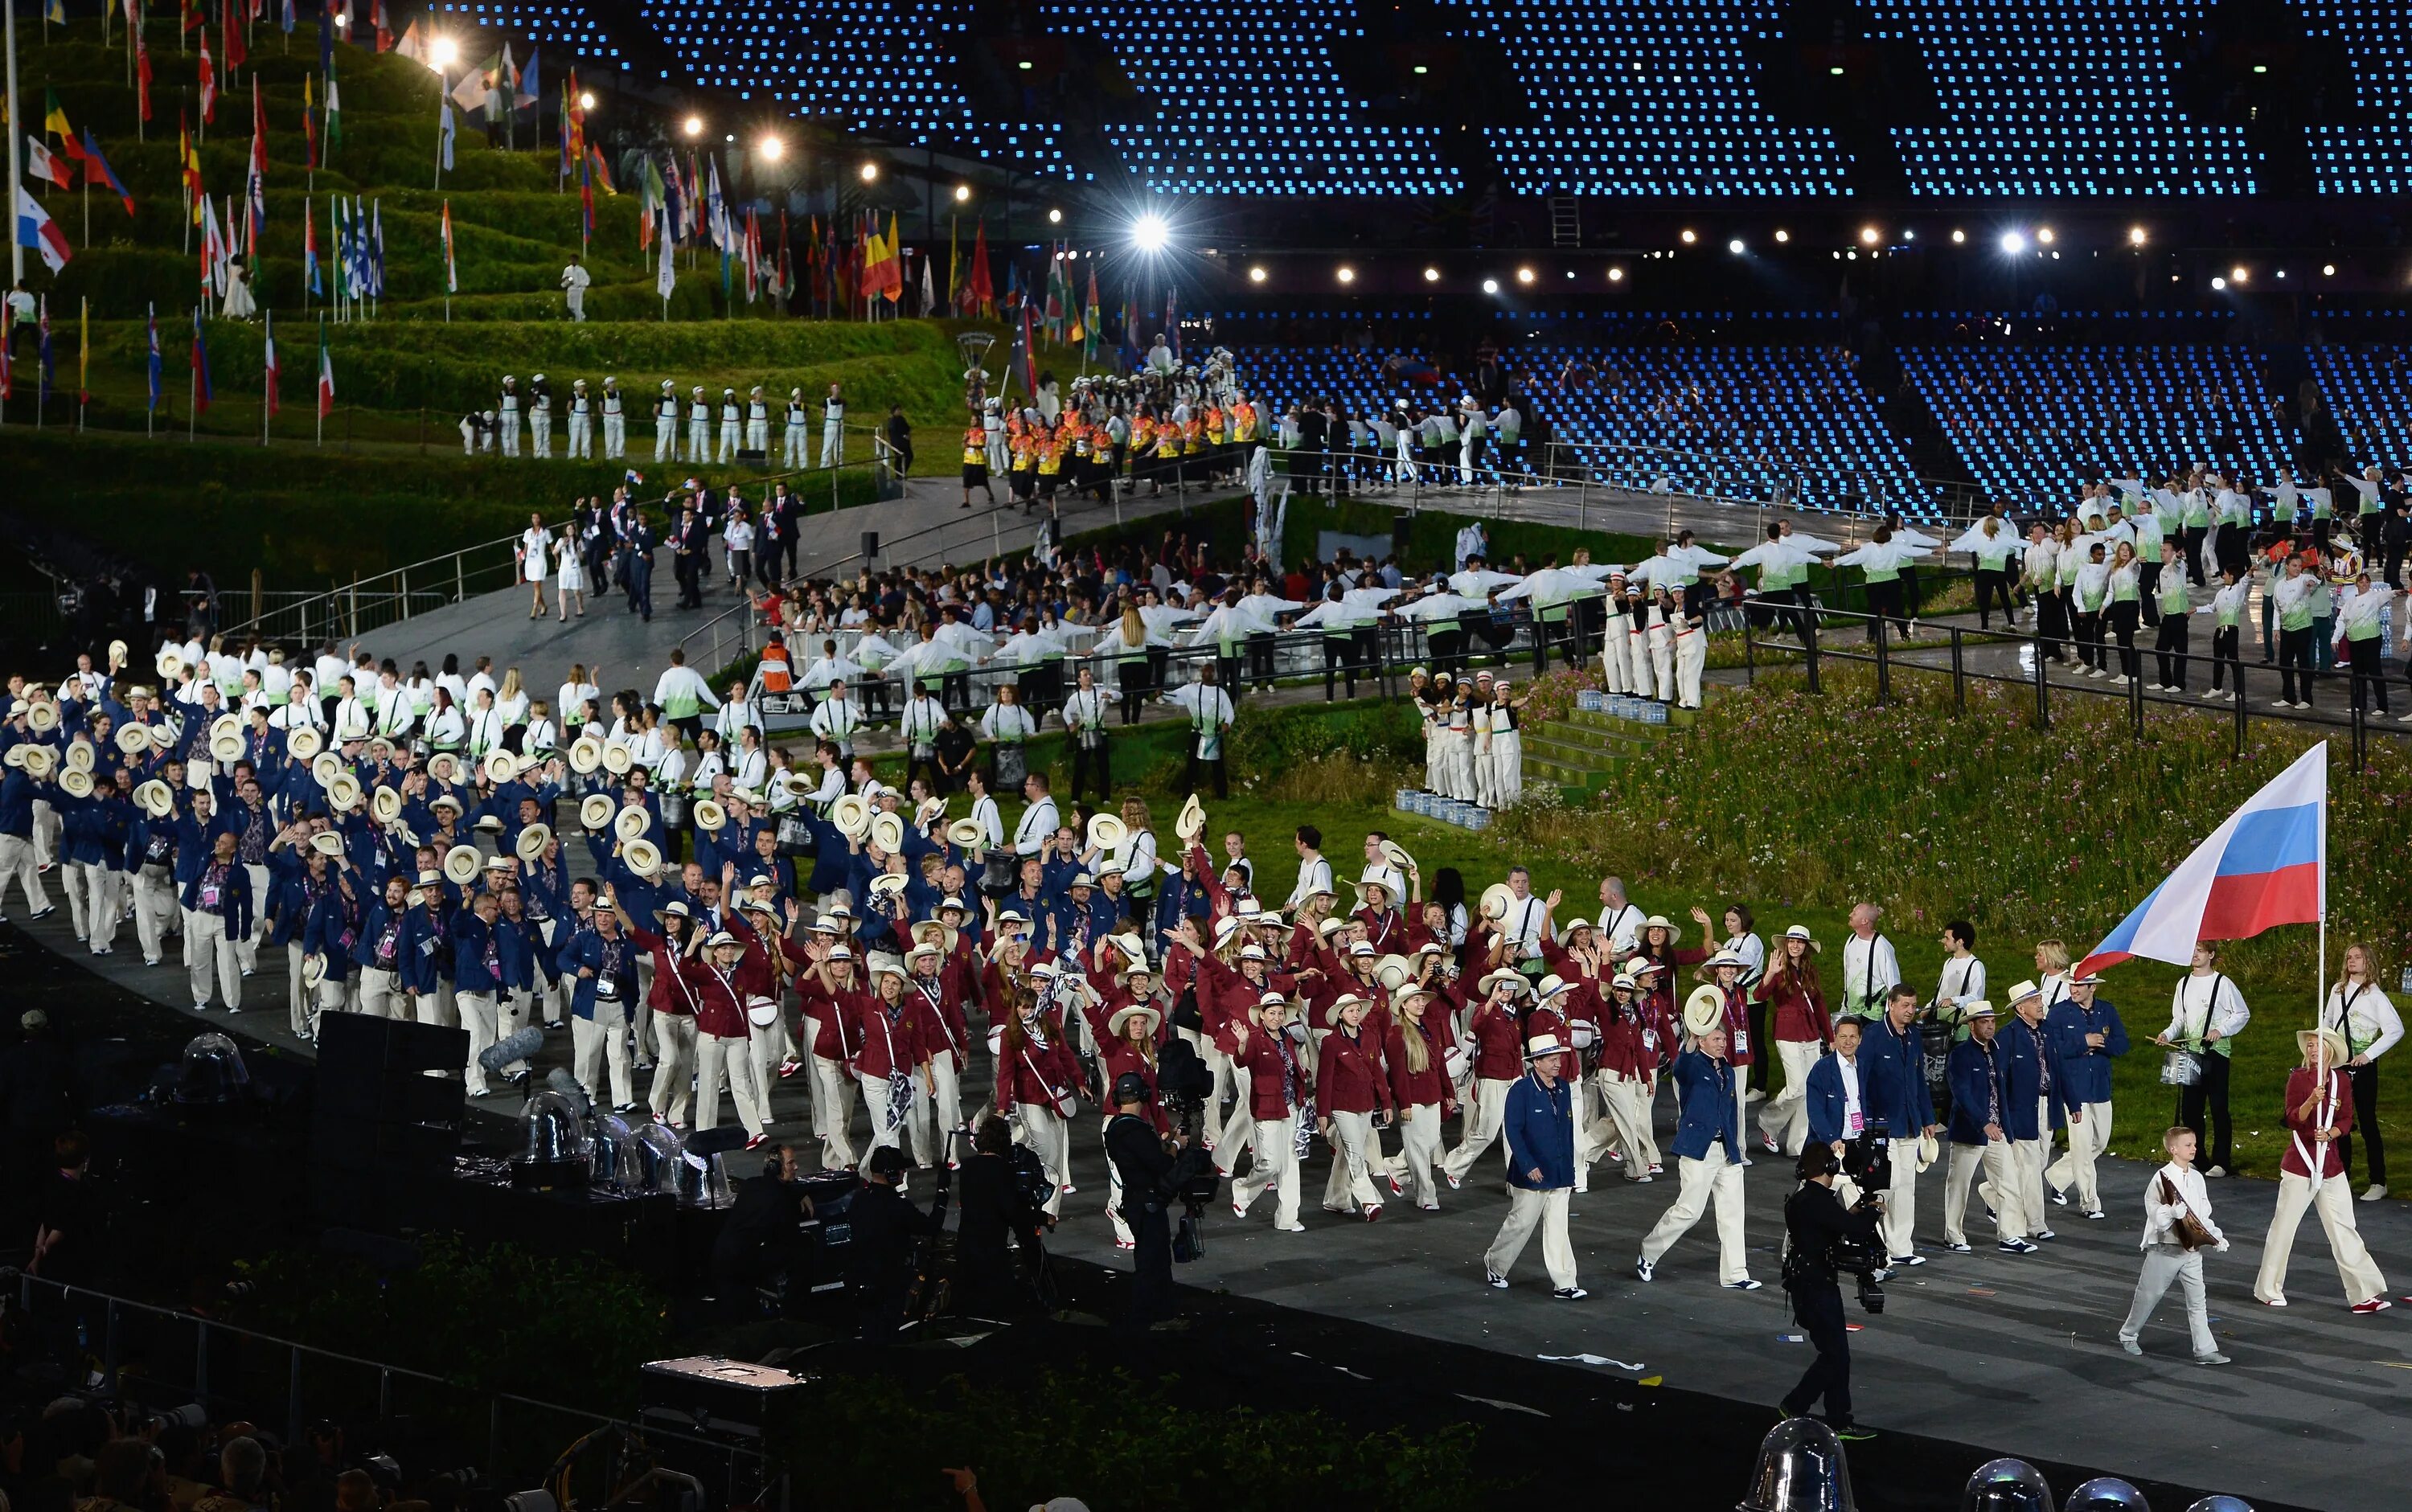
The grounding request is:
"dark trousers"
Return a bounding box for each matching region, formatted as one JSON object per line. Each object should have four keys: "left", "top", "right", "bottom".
{"left": 2109, "top": 601, "right": 2141, "bottom": 682}
{"left": 2155, "top": 614, "right": 2189, "bottom": 690}
{"left": 2037, "top": 588, "right": 2068, "bottom": 661}
{"left": 2180, "top": 526, "right": 2209, "bottom": 584}
{"left": 2075, "top": 610, "right": 2103, "bottom": 670}
{"left": 2177, "top": 1053, "right": 2234, "bottom": 1171}
{"left": 2279, "top": 625, "right": 2316, "bottom": 705}
{"left": 1184, "top": 752, "right": 1228, "bottom": 800}
{"left": 1323, "top": 636, "right": 1359, "bottom": 700}
{"left": 2138, "top": 560, "right": 2162, "bottom": 626}
{"left": 1122, "top": 1206, "right": 1175, "bottom": 1330}
{"left": 2211, "top": 625, "right": 2242, "bottom": 693}
{"left": 674, "top": 552, "right": 703, "bottom": 608}
{"left": 1071, "top": 737, "right": 1111, "bottom": 804}
{"left": 1780, "top": 1280, "right": 1852, "bottom": 1425}
{"left": 1115, "top": 663, "right": 1146, "bottom": 725}
{"left": 907, "top": 752, "right": 942, "bottom": 794}
{"left": 1427, "top": 627, "right": 1465, "bottom": 676}
{"left": 1748, "top": 1001, "right": 1770, "bottom": 1094}
{"left": 1865, "top": 581, "right": 1905, "bottom": 641}
{"left": 1975, "top": 569, "right": 2016, "bottom": 629}
{"left": 1789, "top": 585, "right": 1817, "bottom": 640}
{"left": 2346, "top": 636, "right": 2390, "bottom": 715}
{"left": 1246, "top": 631, "right": 1277, "bottom": 686}
{"left": 2339, "top": 1061, "right": 2385, "bottom": 1188}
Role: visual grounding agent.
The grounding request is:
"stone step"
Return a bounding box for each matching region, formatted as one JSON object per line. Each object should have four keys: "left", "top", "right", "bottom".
{"left": 1524, "top": 756, "right": 1622, "bottom": 789}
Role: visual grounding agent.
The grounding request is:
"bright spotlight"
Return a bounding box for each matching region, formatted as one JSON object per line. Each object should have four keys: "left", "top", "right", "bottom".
{"left": 859, "top": 162, "right": 880, "bottom": 182}
{"left": 2231, "top": 265, "right": 2249, "bottom": 284}
{"left": 577, "top": 91, "right": 596, "bottom": 111}
{"left": 1679, "top": 229, "right": 1697, "bottom": 245}
{"left": 1131, "top": 214, "right": 1171, "bottom": 254}
{"left": 2211, "top": 277, "right": 2228, "bottom": 291}
{"left": 1860, "top": 225, "right": 1881, "bottom": 246}
{"left": 757, "top": 135, "right": 784, "bottom": 162}
{"left": 1728, "top": 238, "right": 1746, "bottom": 256}
{"left": 2128, "top": 225, "right": 2148, "bottom": 247}
{"left": 1336, "top": 264, "right": 1356, "bottom": 285}
{"left": 2323, "top": 263, "right": 2337, "bottom": 277}
{"left": 1422, "top": 266, "right": 1442, "bottom": 283}
{"left": 1999, "top": 231, "right": 2027, "bottom": 255}
{"left": 2034, "top": 227, "right": 2053, "bottom": 245}
{"left": 1951, "top": 228, "right": 1967, "bottom": 244}
{"left": 1482, "top": 277, "right": 1500, "bottom": 295}
{"left": 954, "top": 185, "right": 972, "bottom": 203}
{"left": 1774, "top": 228, "right": 1790, "bottom": 244}
{"left": 1606, "top": 266, "right": 1625, "bottom": 283}
{"left": 1047, "top": 207, "right": 1063, "bottom": 224}
{"left": 427, "top": 36, "right": 459, "bottom": 71}
{"left": 1247, "top": 265, "right": 1267, "bottom": 284}
{"left": 1903, "top": 228, "right": 1916, "bottom": 241}
{"left": 682, "top": 115, "right": 704, "bottom": 138}
{"left": 1515, "top": 266, "right": 1536, "bottom": 285}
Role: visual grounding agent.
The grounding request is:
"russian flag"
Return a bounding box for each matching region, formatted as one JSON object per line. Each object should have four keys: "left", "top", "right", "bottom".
{"left": 2078, "top": 742, "right": 2326, "bottom": 976}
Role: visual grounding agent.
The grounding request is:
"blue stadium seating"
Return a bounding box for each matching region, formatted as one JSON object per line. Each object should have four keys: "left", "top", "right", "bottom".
{"left": 1867, "top": 0, "right": 2260, "bottom": 196}
{"left": 433, "top": 2, "right": 623, "bottom": 65}
{"left": 1472, "top": 0, "right": 1856, "bottom": 198}
{"left": 2307, "top": 338, "right": 2412, "bottom": 465}
{"left": 2299, "top": 0, "right": 2412, "bottom": 195}
{"left": 1898, "top": 334, "right": 2295, "bottom": 506}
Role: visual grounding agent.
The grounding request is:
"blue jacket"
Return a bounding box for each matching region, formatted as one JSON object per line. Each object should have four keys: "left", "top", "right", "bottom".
{"left": 1804, "top": 1051, "right": 1885, "bottom": 1147}
{"left": 497, "top": 915, "right": 548, "bottom": 992}
{"left": 1946, "top": 1037, "right": 2010, "bottom": 1146}
{"left": 2045, "top": 998, "right": 2129, "bottom": 1107}
{"left": 398, "top": 904, "right": 453, "bottom": 994}
{"left": 1502, "top": 1068, "right": 1575, "bottom": 1190}
{"left": 559, "top": 928, "right": 638, "bottom": 1020}
{"left": 0, "top": 769, "right": 39, "bottom": 839}
{"left": 2000, "top": 1015, "right": 2078, "bottom": 1138}
{"left": 354, "top": 900, "right": 409, "bottom": 973}
{"left": 1668, "top": 1049, "right": 1742, "bottom": 1162}
{"left": 450, "top": 908, "right": 506, "bottom": 994}
{"left": 301, "top": 883, "right": 359, "bottom": 967}
{"left": 59, "top": 792, "right": 134, "bottom": 871}
{"left": 1859, "top": 1012, "right": 1934, "bottom": 1137}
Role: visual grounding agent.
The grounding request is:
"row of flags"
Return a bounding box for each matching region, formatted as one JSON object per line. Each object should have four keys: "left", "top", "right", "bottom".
{"left": 0, "top": 297, "right": 331, "bottom": 426}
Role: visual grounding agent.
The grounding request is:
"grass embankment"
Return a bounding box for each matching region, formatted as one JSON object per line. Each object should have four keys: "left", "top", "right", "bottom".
{"left": 850, "top": 672, "right": 2406, "bottom": 1179}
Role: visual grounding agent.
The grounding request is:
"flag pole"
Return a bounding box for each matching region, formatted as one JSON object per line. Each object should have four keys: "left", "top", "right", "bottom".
{"left": 188, "top": 314, "right": 197, "bottom": 442}
{"left": 314, "top": 313, "right": 324, "bottom": 448}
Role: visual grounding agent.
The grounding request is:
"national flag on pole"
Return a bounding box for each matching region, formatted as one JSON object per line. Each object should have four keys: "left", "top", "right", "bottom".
{"left": 655, "top": 207, "right": 676, "bottom": 301}
{"left": 247, "top": 84, "right": 269, "bottom": 233}
{"left": 1044, "top": 249, "right": 1068, "bottom": 341}
{"left": 1082, "top": 265, "right": 1101, "bottom": 361}
{"left": 441, "top": 200, "right": 457, "bottom": 293}
{"left": 884, "top": 214, "right": 904, "bottom": 301}
{"left": 80, "top": 132, "right": 135, "bottom": 216}
{"left": 587, "top": 145, "right": 616, "bottom": 195}
{"left": 2075, "top": 743, "right": 2327, "bottom": 977}
{"left": 199, "top": 193, "right": 223, "bottom": 293}
{"left": 371, "top": 201, "right": 385, "bottom": 297}
{"left": 78, "top": 298, "right": 88, "bottom": 406}
{"left": 439, "top": 96, "right": 455, "bottom": 171}
{"left": 1165, "top": 286, "right": 1179, "bottom": 355}
{"left": 449, "top": 67, "right": 490, "bottom": 115}
{"left": 137, "top": 24, "right": 154, "bottom": 121}
{"left": 25, "top": 137, "right": 75, "bottom": 190}
{"left": 179, "top": 115, "right": 204, "bottom": 223}
{"left": 14, "top": 187, "right": 72, "bottom": 272}
{"left": 224, "top": 0, "right": 246, "bottom": 72}
{"left": 281, "top": 0, "right": 293, "bottom": 35}
{"left": 317, "top": 323, "right": 335, "bottom": 417}
{"left": 44, "top": 89, "right": 76, "bottom": 148}
{"left": 1, "top": 308, "right": 11, "bottom": 403}
{"left": 919, "top": 253, "right": 935, "bottom": 318}
{"left": 263, "top": 311, "right": 280, "bottom": 414}
{"left": 516, "top": 47, "right": 540, "bottom": 109}
{"left": 373, "top": 0, "right": 392, "bottom": 52}
{"left": 199, "top": 31, "right": 218, "bottom": 122}
{"left": 147, "top": 305, "right": 163, "bottom": 412}
{"left": 579, "top": 154, "right": 595, "bottom": 238}
{"left": 191, "top": 307, "right": 214, "bottom": 412}
{"left": 967, "top": 221, "right": 993, "bottom": 317}
{"left": 325, "top": 62, "right": 343, "bottom": 154}
{"left": 303, "top": 195, "right": 321, "bottom": 295}
{"left": 394, "top": 16, "right": 425, "bottom": 61}
{"left": 302, "top": 74, "right": 319, "bottom": 169}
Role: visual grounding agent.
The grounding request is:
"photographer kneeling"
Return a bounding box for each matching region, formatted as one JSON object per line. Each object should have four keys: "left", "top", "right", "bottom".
{"left": 1779, "top": 1141, "right": 1884, "bottom": 1440}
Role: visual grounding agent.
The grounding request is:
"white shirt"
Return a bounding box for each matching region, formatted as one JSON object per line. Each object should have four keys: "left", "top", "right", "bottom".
{"left": 557, "top": 682, "right": 600, "bottom": 727}
{"left": 1596, "top": 901, "right": 1643, "bottom": 957}
{"left": 1501, "top": 891, "right": 1548, "bottom": 960}
{"left": 810, "top": 696, "right": 864, "bottom": 746}
{"left": 1064, "top": 689, "right": 1109, "bottom": 731}
{"left": 1286, "top": 854, "right": 1335, "bottom": 912}
{"left": 2163, "top": 971, "right": 2250, "bottom": 1048}
{"left": 1840, "top": 932, "right": 1900, "bottom": 1015}
{"left": 1013, "top": 795, "right": 1060, "bottom": 855}
{"left": 2321, "top": 981, "right": 2403, "bottom": 1061}
{"left": 970, "top": 793, "right": 1003, "bottom": 848}
{"left": 1836, "top": 1053, "right": 1864, "bottom": 1138}
{"left": 900, "top": 697, "right": 946, "bottom": 746}
{"left": 978, "top": 703, "right": 1037, "bottom": 743}
{"left": 2138, "top": 1162, "right": 2225, "bottom": 1251}
{"left": 1933, "top": 953, "right": 1987, "bottom": 1017}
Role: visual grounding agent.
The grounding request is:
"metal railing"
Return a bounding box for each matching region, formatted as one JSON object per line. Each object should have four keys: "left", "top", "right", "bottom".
{"left": 8, "top": 1271, "right": 787, "bottom": 1508}
{"left": 1737, "top": 599, "right": 2406, "bottom": 768}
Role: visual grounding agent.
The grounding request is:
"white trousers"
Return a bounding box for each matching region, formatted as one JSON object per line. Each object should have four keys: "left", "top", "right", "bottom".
{"left": 531, "top": 412, "right": 552, "bottom": 457}
{"left": 650, "top": 1014, "right": 699, "bottom": 1123}
{"left": 2045, "top": 1100, "right": 2114, "bottom": 1211}
{"left": 1232, "top": 1115, "right": 1299, "bottom": 1227}
{"left": 60, "top": 860, "right": 95, "bottom": 938}
{"left": 457, "top": 990, "right": 500, "bottom": 1096}
{"left": 812, "top": 1053, "right": 859, "bottom": 1168}
{"left": 1757, "top": 1039, "right": 1821, "bottom": 1156}
{"left": 1878, "top": 1133, "right": 1921, "bottom": 1258}
{"left": 1323, "top": 1109, "right": 1384, "bottom": 1213}
{"left": 858, "top": 1069, "right": 938, "bottom": 1167}
{"left": 1396, "top": 1102, "right": 1443, "bottom": 1207}
{"left": 1486, "top": 1186, "right": 1576, "bottom": 1289}
{"left": 285, "top": 941, "right": 315, "bottom": 1037}
{"left": 924, "top": 1052, "right": 964, "bottom": 1153}
{"left": 2255, "top": 1170, "right": 2388, "bottom": 1305}
{"left": 603, "top": 414, "right": 625, "bottom": 458}
{"left": 655, "top": 420, "right": 678, "bottom": 461}
{"left": 2120, "top": 1245, "right": 2217, "bottom": 1357}
{"left": 697, "top": 1033, "right": 768, "bottom": 1138}
{"left": 745, "top": 418, "right": 769, "bottom": 453}
{"left": 1216, "top": 1064, "right": 1257, "bottom": 1174}
{"left": 1440, "top": 1076, "right": 1515, "bottom": 1182}
{"left": 688, "top": 417, "right": 712, "bottom": 457}
{"left": 718, "top": 420, "right": 740, "bottom": 462}
{"left": 1017, "top": 1104, "right": 1069, "bottom": 1215}
{"left": 131, "top": 863, "right": 176, "bottom": 961}
{"left": 501, "top": 410, "right": 522, "bottom": 456}
{"left": 240, "top": 863, "right": 269, "bottom": 967}
{"left": 1600, "top": 617, "right": 1631, "bottom": 692}
{"left": 573, "top": 1005, "right": 634, "bottom": 1108}
{"left": 568, "top": 414, "right": 593, "bottom": 459}
{"left": 820, "top": 420, "right": 843, "bottom": 467}
{"left": 1944, "top": 1138, "right": 2020, "bottom": 1245}
{"left": 1592, "top": 1068, "right": 1659, "bottom": 1178}
{"left": 187, "top": 910, "right": 244, "bottom": 1009}
{"left": 1674, "top": 628, "right": 1706, "bottom": 708}
{"left": 1649, "top": 627, "right": 1675, "bottom": 701}
{"left": 1639, "top": 1144, "right": 1750, "bottom": 1284}
{"left": 83, "top": 864, "right": 123, "bottom": 952}
{"left": 358, "top": 965, "right": 404, "bottom": 1020}
{"left": 783, "top": 423, "right": 809, "bottom": 467}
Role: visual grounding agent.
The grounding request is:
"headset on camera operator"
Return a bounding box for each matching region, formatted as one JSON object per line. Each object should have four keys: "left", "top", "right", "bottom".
{"left": 1779, "top": 1141, "right": 1886, "bottom": 1440}
{"left": 848, "top": 1145, "right": 950, "bottom": 1343}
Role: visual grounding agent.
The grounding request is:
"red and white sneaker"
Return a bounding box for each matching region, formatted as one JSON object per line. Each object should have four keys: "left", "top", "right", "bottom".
{"left": 2352, "top": 1297, "right": 2394, "bottom": 1315}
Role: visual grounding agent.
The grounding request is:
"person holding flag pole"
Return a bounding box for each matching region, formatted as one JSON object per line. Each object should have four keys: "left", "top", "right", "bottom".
{"left": 2079, "top": 743, "right": 2321, "bottom": 1193}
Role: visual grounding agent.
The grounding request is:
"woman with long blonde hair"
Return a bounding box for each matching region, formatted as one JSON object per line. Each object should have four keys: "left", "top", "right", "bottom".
{"left": 1385, "top": 984, "right": 1456, "bottom": 1209}
{"left": 995, "top": 985, "right": 1082, "bottom": 1217}
{"left": 2320, "top": 942, "right": 2402, "bottom": 1201}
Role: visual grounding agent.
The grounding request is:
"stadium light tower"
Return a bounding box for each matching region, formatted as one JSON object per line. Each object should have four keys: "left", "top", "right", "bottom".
{"left": 1131, "top": 212, "right": 1171, "bottom": 255}
{"left": 428, "top": 36, "right": 459, "bottom": 71}
{"left": 1999, "top": 230, "right": 2028, "bottom": 255}
{"left": 683, "top": 115, "right": 704, "bottom": 139}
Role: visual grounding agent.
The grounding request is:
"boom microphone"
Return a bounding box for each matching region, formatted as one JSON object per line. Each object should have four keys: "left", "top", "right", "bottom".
{"left": 544, "top": 1066, "right": 593, "bottom": 1117}
{"left": 478, "top": 1026, "right": 548, "bottom": 1076}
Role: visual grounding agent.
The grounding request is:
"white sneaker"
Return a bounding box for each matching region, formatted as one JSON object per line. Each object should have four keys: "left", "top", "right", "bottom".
{"left": 2201, "top": 689, "right": 2223, "bottom": 701}
{"left": 2271, "top": 699, "right": 2295, "bottom": 709}
{"left": 2361, "top": 1183, "right": 2388, "bottom": 1203}
{"left": 2110, "top": 674, "right": 2128, "bottom": 686}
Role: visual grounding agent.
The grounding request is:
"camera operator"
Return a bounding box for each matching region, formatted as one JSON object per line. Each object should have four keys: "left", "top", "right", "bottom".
{"left": 1105, "top": 1070, "right": 1183, "bottom": 1330}
{"left": 955, "top": 1118, "right": 1050, "bottom": 1315}
{"left": 847, "top": 1146, "right": 949, "bottom": 1344}
{"left": 1779, "top": 1142, "right": 1883, "bottom": 1440}
{"left": 712, "top": 1143, "right": 816, "bottom": 1310}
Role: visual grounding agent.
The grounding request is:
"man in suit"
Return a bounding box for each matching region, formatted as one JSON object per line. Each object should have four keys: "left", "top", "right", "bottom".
{"left": 621, "top": 510, "right": 658, "bottom": 623}
{"left": 671, "top": 501, "right": 708, "bottom": 610}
